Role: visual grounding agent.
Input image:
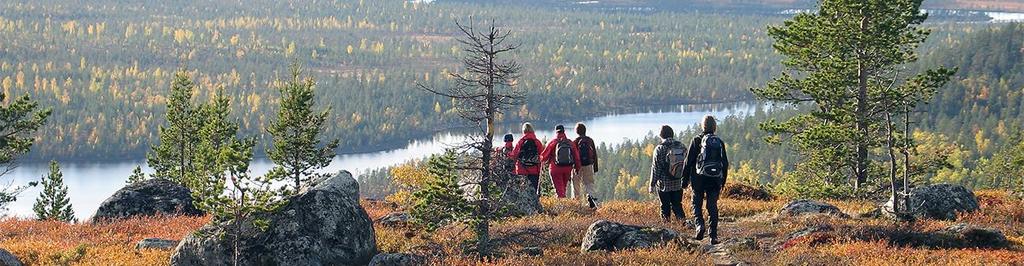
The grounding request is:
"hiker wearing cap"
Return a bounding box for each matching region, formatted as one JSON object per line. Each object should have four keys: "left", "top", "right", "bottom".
{"left": 572, "top": 123, "right": 600, "bottom": 208}
{"left": 510, "top": 123, "right": 544, "bottom": 195}
{"left": 541, "top": 125, "right": 582, "bottom": 198}
{"left": 685, "top": 115, "right": 729, "bottom": 245}
{"left": 492, "top": 133, "right": 516, "bottom": 176}
{"left": 649, "top": 125, "right": 688, "bottom": 223}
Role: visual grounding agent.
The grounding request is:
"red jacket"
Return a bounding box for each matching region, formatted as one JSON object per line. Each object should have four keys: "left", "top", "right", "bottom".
{"left": 511, "top": 132, "right": 544, "bottom": 175}
{"left": 541, "top": 132, "right": 582, "bottom": 174}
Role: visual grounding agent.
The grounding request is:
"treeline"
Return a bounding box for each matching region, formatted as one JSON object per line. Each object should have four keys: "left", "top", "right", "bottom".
{"left": 0, "top": 0, "right": 793, "bottom": 160}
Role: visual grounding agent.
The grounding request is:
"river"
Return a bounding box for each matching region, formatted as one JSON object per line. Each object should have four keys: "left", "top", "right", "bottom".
{"left": 3, "top": 102, "right": 758, "bottom": 220}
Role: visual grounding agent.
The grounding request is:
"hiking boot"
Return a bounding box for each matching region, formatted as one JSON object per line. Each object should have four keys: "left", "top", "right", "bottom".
{"left": 693, "top": 226, "right": 706, "bottom": 240}
{"left": 587, "top": 195, "right": 597, "bottom": 209}
{"left": 710, "top": 238, "right": 720, "bottom": 245}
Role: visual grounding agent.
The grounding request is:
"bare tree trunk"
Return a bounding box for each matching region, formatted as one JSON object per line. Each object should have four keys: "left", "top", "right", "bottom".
{"left": 884, "top": 112, "right": 899, "bottom": 217}
{"left": 854, "top": 14, "right": 870, "bottom": 191}
{"left": 902, "top": 104, "right": 912, "bottom": 213}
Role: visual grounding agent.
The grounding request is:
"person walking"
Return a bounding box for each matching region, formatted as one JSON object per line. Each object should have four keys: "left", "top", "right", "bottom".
{"left": 541, "top": 124, "right": 581, "bottom": 198}
{"left": 492, "top": 133, "right": 516, "bottom": 176}
{"left": 649, "top": 125, "right": 688, "bottom": 223}
{"left": 685, "top": 115, "right": 729, "bottom": 245}
{"left": 572, "top": 123, "right": 600, "bottom": 208}
{"left": 511, "top": 123, "right": 544, "bottom": 195}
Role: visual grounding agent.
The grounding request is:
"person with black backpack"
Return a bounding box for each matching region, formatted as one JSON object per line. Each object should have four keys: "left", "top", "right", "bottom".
{"left": 511, "top": 123, "right": 544, "bottom": 196}
{"left": 649, "top": 125, "right": 688, "bottom": 223}
{"left": 572, "top": 123, "right": 600, "bottom": 208}
{"left": 540, "top": 124, "right": 581, "bottom": 198}
{"left": 684, "top": 115, "right": 729, "bottom": 245}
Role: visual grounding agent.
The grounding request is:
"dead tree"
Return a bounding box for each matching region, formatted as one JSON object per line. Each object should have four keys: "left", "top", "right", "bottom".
{"left": 419, "top": 18, "right": 524, "bottom": 258}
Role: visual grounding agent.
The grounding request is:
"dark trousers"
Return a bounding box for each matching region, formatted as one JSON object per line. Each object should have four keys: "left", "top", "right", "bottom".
{"left": 691, "top": 177, "right": 722, "bottom": 239}
{"left": 525, "top": 175, "right": 540, "bottom": 196}
{"left": 658, "top": 190, "right": 686, "bottom": 221}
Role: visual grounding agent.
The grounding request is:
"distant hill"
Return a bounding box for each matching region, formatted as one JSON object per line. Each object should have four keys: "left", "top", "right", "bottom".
{"left": 444, "top": 0, "right": 1024, "bottom": 13}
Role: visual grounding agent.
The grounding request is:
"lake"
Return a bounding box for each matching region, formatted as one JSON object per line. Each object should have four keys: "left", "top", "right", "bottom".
{"left": 3, "top": 102, "right": 758, "bottom": 220}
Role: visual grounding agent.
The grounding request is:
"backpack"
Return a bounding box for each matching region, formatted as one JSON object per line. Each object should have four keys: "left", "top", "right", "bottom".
{"left": 554, "top": 138, "right": 575, "bottom": 166}
{"left": 696, "top": 134, "right": 725, "bottom": 179}
{"left": 518, "top": 140, "right": 540, "bottom": 167}
{"left": 666, "top": 141, "right": 687, "bottom": 180}
{"left": 577, "top": 137, "right": 594, "bottom": 166}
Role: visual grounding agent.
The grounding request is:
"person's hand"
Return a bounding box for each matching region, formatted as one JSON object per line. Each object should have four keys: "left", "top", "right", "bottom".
{"left": 648, "top": 186, "right": 655, "bottom": 194}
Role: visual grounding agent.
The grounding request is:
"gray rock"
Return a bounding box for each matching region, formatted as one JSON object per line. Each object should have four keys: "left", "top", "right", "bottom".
{"left": 136, "top": 238, "right": 179, "bottom": 250}
{"left": 367, "top": 253, "right": 425, "bottom": 266}
{"left": 92, "top": 179, "right": 203, "bottom": 221}
{"left": 775, "top": 225, "right": 834, "bottom": 250}
{"left": 493, "top": 174, "right": 543, "bottom": 216}
{"left": 945, "top": 223, "right": 1009, "bottom": 248}
{"left": 719, "top": 237, "right": 757, "bottom": 251}
{"left": 377, "top": 212, "right": 411, "bottom": 227}
{"left": 882, "top": 184, "right": 979, "bottom": 220}
{"left": 170, "top": 171, "right": 377, "bottom": 266}
{"left": 581, "top": 220, "right": 679, "bottom": 252}
{"left": 0, "top": 249, "right": 23, "bottom": 266}
{"left": 519, "top": 247, "right": 543, "bottom": 257}
{"left": 777, "top": 199, "right": 848, "bottom": 218}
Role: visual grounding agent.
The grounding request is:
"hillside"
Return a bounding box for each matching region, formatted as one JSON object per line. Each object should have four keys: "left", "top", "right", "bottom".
{"left": 2, "top": 188, "right": 1021, "bottom": 265}
{"left": 445, "top": 0, "right": 1024, "bottom": 13}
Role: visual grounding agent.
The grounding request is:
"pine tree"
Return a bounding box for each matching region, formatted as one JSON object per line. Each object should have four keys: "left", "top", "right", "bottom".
{"left": 33, "top": 160, "right": 75, "bottom": 222}
{"left": 148, "top": 70, "right": 203, "bottom": 185}
{"left": 751, "top": 0, "right": 954, "bottom": 192}
{"left": 266, "top": 65, "right": 339, "bottom": 193}
{"left": 126, "top": 165, "right": 146, "bottom": 184}
{"left": 0, "top": 92, "right": 51, "bottom": 212}
{"left": 410, "top": 150, "right": 472, "bottom": 232}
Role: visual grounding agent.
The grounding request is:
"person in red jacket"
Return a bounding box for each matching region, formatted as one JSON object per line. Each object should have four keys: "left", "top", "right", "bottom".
{"left": 541, "top": 124, "right": 582, "bottom": 198}
{"left": 510, "top": 123, "right": 544, "bottom": 196}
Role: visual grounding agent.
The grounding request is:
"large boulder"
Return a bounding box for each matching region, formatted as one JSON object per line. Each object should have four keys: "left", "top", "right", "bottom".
{"left": 882, "top": 184, "right": 979, "bottom": 220}
{"left": 170, "top": 171, "right": 377, "bottom": 265}
{"left": 943, "top": 223, "right": 1009, "bottom": 248}
{"left": 494, "top": 175, "right": 543, "bottom": 216}
{"left": 93, "top": 179, "right": 203, "bottom": 221}
{"left": 777, "top": 199, "right": 848, "bottom": 218}
{"left": 0, "top": 249, "right": 22, "bottom": 266}
{"left": 581, "top": 220, "right": 679, "bottom": 252}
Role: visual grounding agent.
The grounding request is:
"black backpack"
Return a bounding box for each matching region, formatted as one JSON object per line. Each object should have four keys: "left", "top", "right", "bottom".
{"left": 577, "top": 137, "right": 594, "bottom": 166}
{"left": 518, "top": 140, "right": 540, "bottom": 167}
{"left": 554, "top": 138, "right": 575, "bottom": 166}
{"left": 696, "top": 134, "right": 725, "bottom": 179}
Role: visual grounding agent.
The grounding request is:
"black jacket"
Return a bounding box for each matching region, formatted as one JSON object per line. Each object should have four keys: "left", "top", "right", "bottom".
{"left": 683, "top": 134, "right": 729, "bottom": 185}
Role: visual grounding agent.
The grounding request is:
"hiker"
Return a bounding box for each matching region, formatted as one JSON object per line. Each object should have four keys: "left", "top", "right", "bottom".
{"left": 492, "top": 133, "right": 516, "bottom": 176}
{"left": 541, "top": 124, "right": 581, "bottom": 198}
{"left": 511, "top": 123, "right": 544, "bottom": 195}
{"left": 685, "top": 115, "right": 729, "bottom": 245}
{"left": 572, "top": 123, "right": 599, "bottom": 208}
{"left": 648, "top": 125, "right": 688, "bottom": 223}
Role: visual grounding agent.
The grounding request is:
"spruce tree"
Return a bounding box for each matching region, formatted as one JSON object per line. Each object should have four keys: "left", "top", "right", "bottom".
{"left": 126, "top": 165, "right": 146, "bottom": 184}
{"left": 33, "top": 160, "right": 75, "bottom": 222}
{"left": 266, "top": 66, "right": 339, "bottom": 192}
{"left": 751, "top": 0, "right": 954, "bottom": 191}
{"left": 0, "top": 92, "right": 51, "bottom": 212}
{"left": 148, "top": 70, "right": 203, "bottom": 185}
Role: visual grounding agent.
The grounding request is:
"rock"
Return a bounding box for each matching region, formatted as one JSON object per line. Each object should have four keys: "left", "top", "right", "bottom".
{"left": 776, "top": 225, "right": 834, "bottom": 250}
{"left": 944, "top": 223, "right": 1009, "bottom": 248}
{"left": 519, "top": 246, "right": 543, "bottom": 257}
{"left": 92, "top": 179, "right": 203, "bottom": 221}
{"left": 855, "top": 207, "right": 882, "bottom": 219}
{"left": 170, "top": 171, "right": 377, "bottom": 266}
{"left": 721, "top": 183, "right": 773, "bottom": 201}
{"left": 493, "top": 175, "right": 543, "bottom": 216}
{"left": 777, "top": 199, "right": 848, "bottom": 218}
{"left": 719, "top": 237, "right": 757, "bottom": 251}
{"left": 136, "top": 238, "right": 179, "bottom": 250}
{"left": 377, "top": 212, "right": 411, "bottom": 227}
{"left": 581, "top": 220, "right": 679, "bottom": 252}
{"left": 367, "top": 253, "right": 425, "bottom": 266}
{"left": 882, "top": 184, "right": 979, "bottom": 220}
{"left": 0, "top": 249, "right": 23, "bottom": 266}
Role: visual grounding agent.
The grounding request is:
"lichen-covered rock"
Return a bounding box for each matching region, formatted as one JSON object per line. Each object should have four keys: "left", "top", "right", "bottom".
{"left": 581, "top": 220, "right": 679, "bottom": 252}
{"left": 882, "top": 184, "right": 979, "bottom": 220}
{"left": 136, "top": 238, "right": 179, "bottom": 250}
{"left": 367, "top": 253, "right": 425, "bottom": 266}
{"left": 944, "top": 223, "right": 1009, "bottom": 248}
{"left": 92, "top": 179, "right": 203, "bottom": 221}
{"left": 777, "top": 199, "right": 848, "bottom": 218}
{"left": 0, "top": 249, "right": 23, "bottom": 266}
{"left": 493, "top": 175, "right": 543, "bottom": 216}
{"left": 170, "top": 171, "right": 377, "bottom": 266}
{"left": 377, "top": 212, "right": 411, "bottom": 227}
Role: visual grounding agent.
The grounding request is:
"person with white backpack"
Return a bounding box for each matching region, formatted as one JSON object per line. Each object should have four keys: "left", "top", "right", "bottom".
{"left": 648, "top": 125, "right": 689, "bottom": 223}
{"left": 684, "top": 115, "right": 730, "bottom": 245}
